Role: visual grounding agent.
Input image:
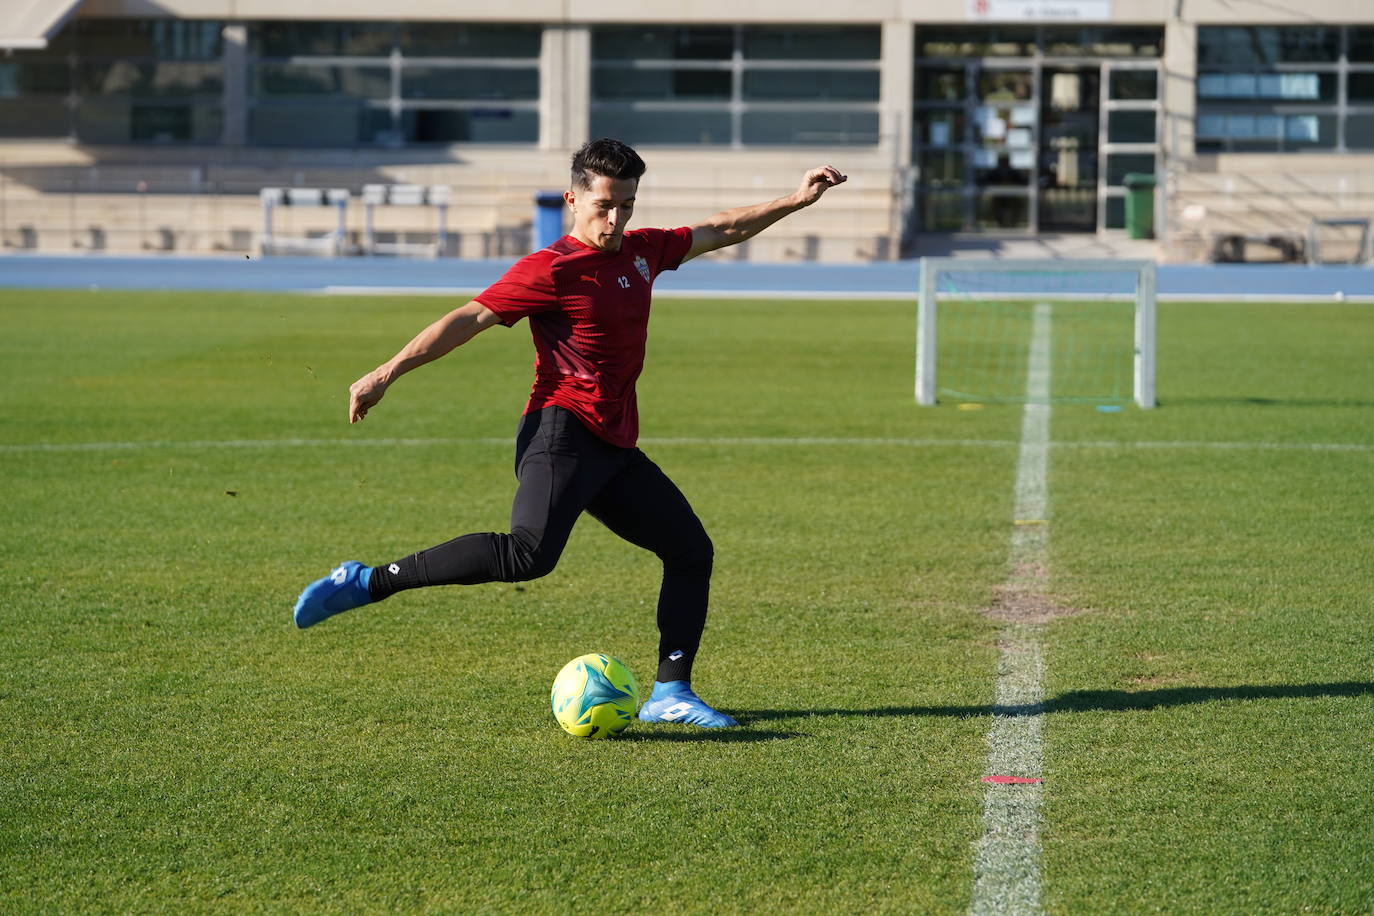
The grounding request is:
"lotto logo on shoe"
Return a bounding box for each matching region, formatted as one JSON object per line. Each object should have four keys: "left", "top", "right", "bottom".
{"left": 388, "top": 563, "right": 400, "bottom": 574}
{"left": 330, "top": 566, "right": 348, "bottom": 585}
{"left": 658, "top": 702, "right": 695, "bottom": 721}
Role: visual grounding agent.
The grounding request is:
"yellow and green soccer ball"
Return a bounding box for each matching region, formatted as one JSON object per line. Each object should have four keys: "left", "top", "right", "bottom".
{"left": 550, "top": 653, "right": 639, "bottom": 739}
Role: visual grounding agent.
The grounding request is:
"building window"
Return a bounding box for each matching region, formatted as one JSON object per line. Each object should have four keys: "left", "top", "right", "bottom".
{"left": 1196, "top": 25, "right": 1374, "bottom": 153}
{"left": 591, "top": 25, "right": 881, "bottom": 147}
{"left": 1197, "top": 27, "right": 1340, "bottom": 66}
{"left": 1108, "top": 69, "right": 1157, "bottom": 101}
{"left": 76, "top": 20, "right": 224, "bottom": 143}
{"left": 247, "top": 21, "right": 541, "bottom": 146}
{"left": 0, "top": 56, "right": 73, "bottom": 138}
{"left": 0, "top": 19, "right": 225, "bottom": 143}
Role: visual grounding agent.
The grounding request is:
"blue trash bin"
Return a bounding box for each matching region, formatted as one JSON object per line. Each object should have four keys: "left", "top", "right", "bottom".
{"left": 533, "top": 190, "right": 565, "bottom": 250}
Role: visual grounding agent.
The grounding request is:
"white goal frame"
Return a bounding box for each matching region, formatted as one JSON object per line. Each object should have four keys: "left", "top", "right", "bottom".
{"left": 916, "top": 258, "right": 1157, "bottom": 409}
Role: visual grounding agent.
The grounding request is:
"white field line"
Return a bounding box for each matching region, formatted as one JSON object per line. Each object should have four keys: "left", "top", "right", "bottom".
{"left": 970, "top": 303, "right": 1052, "bottom": 916}
{"left": 0, "top": 437, "right": 513, "bottom": 454}
{"left": 973, "top": 627, "right": 1046, "bottom": 915}
{"left": 1063, "top": 439, "right": 1372, "bottom": 452}
{"left": 0, "top": 436, "right": 1007, "bottom": 454}
{"left": 1, "top": 436, "right": 1370, "bottom": 455}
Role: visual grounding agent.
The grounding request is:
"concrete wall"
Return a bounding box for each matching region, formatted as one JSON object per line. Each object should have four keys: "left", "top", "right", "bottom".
{"left": 73, "top": 0, "right": 1374, "bottom": 24}
{"left": 1166, "top": 152, "right": 1374, "bottom": 261}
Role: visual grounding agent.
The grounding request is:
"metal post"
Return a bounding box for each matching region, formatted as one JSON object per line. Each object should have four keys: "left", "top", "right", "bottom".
{"left": 69, "top": 173, "right": 77, "bottom": 249}
{"left": 332, "top": 191, "right": 347, "bottom": 256}
{"left": 137, "top": 179, "right": 147, "bottom": 250}
{"left": 435, "top": 198, "right": 449, "bottom": 258}
{"left": 260, "top": 188, "right": 276, "bottom": 255}
{"left": 916, "top": 257, "right": 938, "bottom": 405}
{"left": 364, "top": 196, "right": 376, "bottom": 256}
{"left": 1134, "top": 261, "right": 1158, "bottom": 409}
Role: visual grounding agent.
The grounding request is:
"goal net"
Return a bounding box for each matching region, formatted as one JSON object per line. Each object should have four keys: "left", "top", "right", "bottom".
{"left": 916, "top": 258, "right": 1157, "bottom": 408}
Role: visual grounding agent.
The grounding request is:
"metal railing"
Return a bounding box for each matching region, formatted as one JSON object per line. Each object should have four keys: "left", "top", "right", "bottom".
{"left": 1, "top": 158, "right": 905, "bottom": 261}
{"left": 0, "top": 162, "right": 530, "bottom": 257}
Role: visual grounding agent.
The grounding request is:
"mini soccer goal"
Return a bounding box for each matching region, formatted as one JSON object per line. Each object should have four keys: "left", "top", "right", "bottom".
{"left": 916, "top": 258, "right": 1157, "bottom": 408}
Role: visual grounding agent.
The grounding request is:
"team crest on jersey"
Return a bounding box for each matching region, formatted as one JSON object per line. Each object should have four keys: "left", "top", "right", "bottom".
{"left": 633, "top": 255, "right": 651, "bottom": 284}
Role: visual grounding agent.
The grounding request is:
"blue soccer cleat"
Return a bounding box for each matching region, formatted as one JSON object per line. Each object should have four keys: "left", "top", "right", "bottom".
{"left": 293, "top": 561, "right": 373, "bottom": 629}
{"left": 638, "top": 680, "right": 738, "bottom": 728}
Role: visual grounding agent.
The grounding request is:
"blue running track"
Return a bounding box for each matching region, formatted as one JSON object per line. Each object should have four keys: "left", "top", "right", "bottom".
{"left": 2, "top": 253, "right": 1372, "bottom": 300}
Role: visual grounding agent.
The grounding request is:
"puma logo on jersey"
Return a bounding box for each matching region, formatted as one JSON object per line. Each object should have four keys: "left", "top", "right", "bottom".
{"left": 579, "top": 274, "right": 602, "bottom": 287}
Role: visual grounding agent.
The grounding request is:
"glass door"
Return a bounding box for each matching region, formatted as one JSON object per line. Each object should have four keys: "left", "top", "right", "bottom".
{"left": 1038, "top": 65, "right": 1100, "bottom": 231}
{"left": 1100, "top": 61, "right": 1161, "bottom": 230}
{"left": 973, "top": 66, "right": 1036, "bottom": 230}
{"left": 914, "top": 64, "right": 969, "bottom": 232}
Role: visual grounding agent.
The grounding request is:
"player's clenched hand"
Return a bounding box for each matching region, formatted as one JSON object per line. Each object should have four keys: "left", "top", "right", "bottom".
{"left": 348, "top": 370, "right": 390, "bottom": 424}
{"left": 796, "top": 166, "right": 847, "bottom": 206}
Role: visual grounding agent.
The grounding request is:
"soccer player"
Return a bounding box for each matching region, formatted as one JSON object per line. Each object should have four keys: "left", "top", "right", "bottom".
{"left": 293, "top": 138, "right": 845, "bottom": 728}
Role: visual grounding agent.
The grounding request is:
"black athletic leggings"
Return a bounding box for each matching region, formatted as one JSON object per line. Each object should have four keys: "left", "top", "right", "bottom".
{"left": 385, "top": 406, "right": 713, "bottom": 684}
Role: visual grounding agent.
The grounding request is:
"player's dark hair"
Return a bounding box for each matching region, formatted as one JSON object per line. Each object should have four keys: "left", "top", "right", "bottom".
{"left": 570, "top": 138, "right": 646, "bottom": 190}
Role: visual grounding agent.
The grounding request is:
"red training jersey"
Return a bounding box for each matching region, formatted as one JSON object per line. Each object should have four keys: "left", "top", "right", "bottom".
{"left": 474, "top": 226, "right": 694, "bottom": 448}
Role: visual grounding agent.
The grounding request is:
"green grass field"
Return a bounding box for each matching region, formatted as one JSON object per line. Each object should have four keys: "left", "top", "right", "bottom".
{"left": 2, "top": 288, "right": 1372, "bottom": 913}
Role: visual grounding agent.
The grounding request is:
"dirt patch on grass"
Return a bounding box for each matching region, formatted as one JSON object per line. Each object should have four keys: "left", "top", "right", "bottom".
{"left": 982, "top": 564, "right": 1089, "bottom": 624}
{"left": 1128, "top": 674, "right": 1183, "bottom": 687}
{"left": 983, "top": 579, "right": 1088, "bottom": 623}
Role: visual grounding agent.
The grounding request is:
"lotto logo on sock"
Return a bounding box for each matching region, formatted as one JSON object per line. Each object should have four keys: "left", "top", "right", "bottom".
{"left": 389, "top": 563, "right": 400, "bottom": 574}
{"left": 668, "top": 650, "right": 684, "bottom": 661}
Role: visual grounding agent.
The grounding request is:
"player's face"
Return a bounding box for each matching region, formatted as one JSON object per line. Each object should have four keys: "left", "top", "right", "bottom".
{"left": 566, "top": 174, "right": 637, "bottom": 252}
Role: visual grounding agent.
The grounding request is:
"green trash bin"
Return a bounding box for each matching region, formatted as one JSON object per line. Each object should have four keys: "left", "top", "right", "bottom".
{"left": 1123, "top": 172, "right": 1157, "bottom": 240}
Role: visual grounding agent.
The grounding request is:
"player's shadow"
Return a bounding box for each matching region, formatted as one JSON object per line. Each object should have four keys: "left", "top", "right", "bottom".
{"left": 734, "top": 681, "right": 1374, "bottom": 725}
{"left": 1162, "top": 396, "right": 1374, "bottom": 408}
{"left": 625, "top": 728, "right": 800, "bottom": 743}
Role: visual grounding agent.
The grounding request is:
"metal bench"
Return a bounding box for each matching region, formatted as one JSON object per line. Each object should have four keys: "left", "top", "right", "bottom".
{"left": 1209, "top": 230, "right": 1305, "bottom": 263}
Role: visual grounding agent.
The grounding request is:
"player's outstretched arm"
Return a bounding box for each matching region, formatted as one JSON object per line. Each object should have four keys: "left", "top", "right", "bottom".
{"left": 683, "top": 165, "right": 846, "bottom": 263}
{"left": 348, "top": 300, "right": 501, "bottom": 423}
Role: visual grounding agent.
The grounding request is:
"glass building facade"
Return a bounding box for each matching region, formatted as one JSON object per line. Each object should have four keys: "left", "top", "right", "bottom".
{"left": 0, "top": 19, "right": 225, "bottom": 143}
{"left": 247, "top": 22, "right": 541, "bottom": 146}
{"left": 1, "top": 14, "right": 1371, "bottom": 237}
{"left": 1195, "top": 26, "right": 1374, "bottom": 153}
{"left": 0, "top": 19, "right": 543, "bottom": 146}
{"left": 590, "top": 25, "right": 882, "bottom": 147}
{"left": 913, "top": 26, "right": 1162, "bottom": 232}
